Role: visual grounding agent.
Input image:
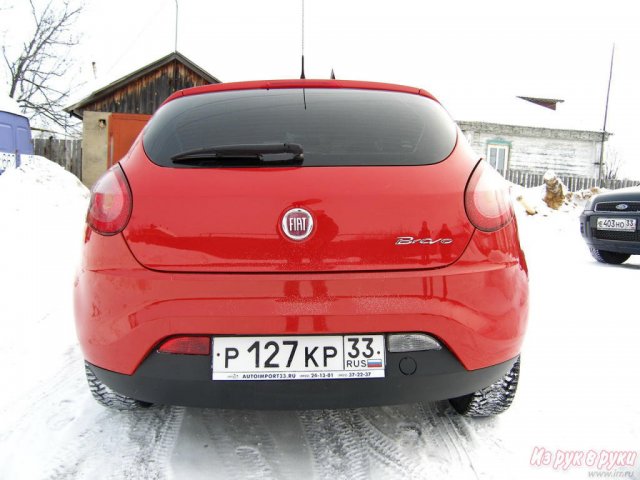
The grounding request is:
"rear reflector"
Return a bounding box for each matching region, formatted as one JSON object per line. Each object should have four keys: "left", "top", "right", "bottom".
{"left": 387, "top": 333, "right": 442, "bottom": 353}
{"left": 158, "top": 336, "right": 211, "bottom": 355}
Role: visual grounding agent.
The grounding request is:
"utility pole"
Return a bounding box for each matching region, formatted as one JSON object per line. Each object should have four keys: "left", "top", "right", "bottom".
{"left": 598, "top": 43, "right": 615, "bottom": 187}
{"left": 174, "top": 0, "right": 179, "bottom": 52}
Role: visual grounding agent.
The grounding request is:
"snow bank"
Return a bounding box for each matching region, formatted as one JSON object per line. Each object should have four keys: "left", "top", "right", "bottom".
{"left": 0, "top": 154, "right": 88, "bottom": 367}
{"left": 0, "top": 154, "right": 88, "bottom": 208}
{"left": 0, "top": 156, "right": 89, "bottom": 478}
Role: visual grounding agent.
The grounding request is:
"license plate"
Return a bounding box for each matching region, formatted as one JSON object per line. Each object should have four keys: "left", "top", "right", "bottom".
{"left": 596, "top": 218, "right": 636, "bottom": 231}
{"left": 212, "top": 335, "right": 386, "bottom": 381}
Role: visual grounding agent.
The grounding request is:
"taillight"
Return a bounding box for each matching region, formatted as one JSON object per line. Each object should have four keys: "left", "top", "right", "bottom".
{"left": 158, "top": 336, "right": 211, "bottom": 355}
{"left": 87, "top": 164, "right": 132, "bottom": 235}
{"left": 464, "top": 160, "right": 514, "bottom": 232}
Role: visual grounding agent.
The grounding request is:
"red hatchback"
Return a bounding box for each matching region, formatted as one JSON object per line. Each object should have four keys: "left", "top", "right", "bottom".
{"left": 75, "top": 80, "right": 528, "bottom": 416}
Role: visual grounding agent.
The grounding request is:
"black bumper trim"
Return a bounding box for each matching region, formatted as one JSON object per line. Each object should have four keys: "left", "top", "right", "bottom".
{"left": 87, "top": 349, "right": 518, "bottom": 410}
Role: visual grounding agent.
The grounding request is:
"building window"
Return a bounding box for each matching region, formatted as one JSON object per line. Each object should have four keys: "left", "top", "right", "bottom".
{"left": 487, "top": 144, "right": 509, "bottom": 175}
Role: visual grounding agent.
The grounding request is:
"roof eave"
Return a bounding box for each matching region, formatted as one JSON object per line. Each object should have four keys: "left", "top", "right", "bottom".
{"left": 64, "top": 51, "right": 220, "bottom": 119}
{"left": 457, "top": 120, "right": 612, "bottom": 139}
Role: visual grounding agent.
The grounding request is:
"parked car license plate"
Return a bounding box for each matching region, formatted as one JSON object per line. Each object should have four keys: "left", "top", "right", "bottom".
{"left": 212, "top": 335, "right": 386, "bottom": 381}
{"left": 596, "top": 218, "right": 636, "bottom": 231}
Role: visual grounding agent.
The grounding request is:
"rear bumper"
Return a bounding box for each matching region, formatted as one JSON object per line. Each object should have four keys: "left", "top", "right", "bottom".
{"left": 87, "top": 350, "right": 519, "bottom": 409}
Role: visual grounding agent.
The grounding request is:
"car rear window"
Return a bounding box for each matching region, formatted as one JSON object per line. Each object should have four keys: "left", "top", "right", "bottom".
{"left": 143, "top": 88, "right": 458, "bottom": 167}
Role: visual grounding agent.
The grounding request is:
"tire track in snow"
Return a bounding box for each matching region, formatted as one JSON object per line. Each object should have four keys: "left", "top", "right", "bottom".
{"left": 440, "top": 411, "right": 480, "bottom": 480}
{"left": 45, "top": 405, "right": 184, "bottom": 480}
{"left": 299, "top": 409, "right": 369, "bottom": 480}
{"left": 197, "top": 409, "right": 279, "bottom": 479}
{"left": 234, "top": 445, "right": 275, "bottom": 480}
{"left": 116, "top": 406, "right": 185, "bottom": 480}
{"left": 0, "top": 332, "right": 185, "bottom": 480}
{"left": 418, "top": 402, "right": 459, "bottom": 464}
{"left": 422, "top": 403, "right": 466, "bottom": 455}
{"left": 297, "top": 404, "right": 486, "bottom": 480}
{"left": 417, "top": 402, "right": 483, "bottom": 480}
{"left": 444, "top": 407, "right": 513, "bottom": 480}
{"left": 351, "top": 407, "right": 422, "bottom": 480}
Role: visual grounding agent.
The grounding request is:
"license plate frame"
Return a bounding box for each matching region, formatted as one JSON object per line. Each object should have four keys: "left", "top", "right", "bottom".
{"left": 596, "top": 217, "right": 636, "bottom": 232}
{"left": 212, "top": 335, "right": 386, "bottom": 381}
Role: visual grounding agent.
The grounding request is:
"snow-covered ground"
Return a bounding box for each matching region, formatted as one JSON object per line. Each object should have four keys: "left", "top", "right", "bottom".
{"left": 0, "top": 158, "right": 638, "bottom": 480}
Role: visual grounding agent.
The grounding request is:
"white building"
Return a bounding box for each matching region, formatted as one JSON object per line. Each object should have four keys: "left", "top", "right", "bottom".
{"left": 455, "top": 96, "right": 609, "bottom": 178}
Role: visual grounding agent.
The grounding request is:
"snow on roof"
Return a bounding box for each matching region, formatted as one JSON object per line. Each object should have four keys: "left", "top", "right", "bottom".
{"left": 447, "top": 91, "right": 604, "bottom": 133}
{"left": 0, "top": 96, "right": 23, "bottom": 116}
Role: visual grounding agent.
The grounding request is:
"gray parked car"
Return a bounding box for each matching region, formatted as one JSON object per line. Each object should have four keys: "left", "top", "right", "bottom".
{"left": 580, "top": 187, "right": 640, "bottom": 264}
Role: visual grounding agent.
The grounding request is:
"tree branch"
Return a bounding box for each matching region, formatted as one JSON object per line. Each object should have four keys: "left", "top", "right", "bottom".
{"left": 3, "top": 0, "right": 83, "bottom": 133}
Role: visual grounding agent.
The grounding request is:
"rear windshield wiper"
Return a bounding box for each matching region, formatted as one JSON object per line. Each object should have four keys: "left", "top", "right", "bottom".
{"left": 171, "top": 143, "right": 304, "bottom": 166}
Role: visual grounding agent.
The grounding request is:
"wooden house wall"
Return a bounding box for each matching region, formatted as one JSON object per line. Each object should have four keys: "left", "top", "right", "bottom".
{"left": 459, "top": 122, "right": 605, "bottom": 178}
{"left": 79, "top": 61, "right": 212, "bottom": 116}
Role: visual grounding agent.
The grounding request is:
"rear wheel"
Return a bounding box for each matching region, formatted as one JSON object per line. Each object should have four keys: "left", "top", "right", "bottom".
{"left": 449, "top": 357, "right": 520, "bottom": 417}
{"left": 85, "top": 362, "right": 152, "bottom": 410}
{"left": 589, "top": 248, "right": 630, "bottom": 265}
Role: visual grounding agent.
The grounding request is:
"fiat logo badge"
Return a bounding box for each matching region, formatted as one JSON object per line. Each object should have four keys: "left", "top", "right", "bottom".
{"left": 282, "top": 208, "right": 314, "bottom": 241}
{"left": 616, "top": 204, "right": 629, "bottom": 210}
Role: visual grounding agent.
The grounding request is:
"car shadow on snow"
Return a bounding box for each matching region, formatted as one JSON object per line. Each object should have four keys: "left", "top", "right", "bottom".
{"left": 617, "top": 260, "right": 640, "bottom": 270}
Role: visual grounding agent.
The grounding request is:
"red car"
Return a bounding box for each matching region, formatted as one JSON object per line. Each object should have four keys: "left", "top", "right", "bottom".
{"left": 75, "top": 80, "right": 528, "bottom": 416}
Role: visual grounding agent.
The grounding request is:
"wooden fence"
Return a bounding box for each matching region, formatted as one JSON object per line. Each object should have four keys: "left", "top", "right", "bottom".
{"left": 505, "top": 169, "right": 639, "bottom": 191}
{"left": 32, "top": 138, "right": 82, "bottom": 179}
{"left": 24, "top": 141, "right": 640, "bottom": 193}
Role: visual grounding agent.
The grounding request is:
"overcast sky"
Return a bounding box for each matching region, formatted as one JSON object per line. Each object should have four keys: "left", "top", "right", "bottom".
{"left": 2, "top": 0, "right": 640, "bottom": 178}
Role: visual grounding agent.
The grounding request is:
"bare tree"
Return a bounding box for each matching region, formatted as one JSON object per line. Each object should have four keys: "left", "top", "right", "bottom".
{"left": 603, "top": 145, "right": 625, "bottom": 181}
{"left": 2, "top": 0, "right": 83, "bottom": 132}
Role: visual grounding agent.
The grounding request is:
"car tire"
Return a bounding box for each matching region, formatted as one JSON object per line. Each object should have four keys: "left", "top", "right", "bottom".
{"left": 589, "top": 248, "right": 630, "bottom": 265}
{"left": 449, "top": 356, "right": 520, "bottom": 417}
{"left": 85, "top": 362, "right": 152, "bottom": 410}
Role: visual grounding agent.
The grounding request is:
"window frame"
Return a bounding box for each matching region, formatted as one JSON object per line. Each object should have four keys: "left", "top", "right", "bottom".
{"left": 486, "top": 142, "right": 510, "bottom": 176}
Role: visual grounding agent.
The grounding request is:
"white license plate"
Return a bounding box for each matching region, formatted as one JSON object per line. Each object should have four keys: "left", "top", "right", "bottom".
{"left": 596, "top": 218, "right": 636, "bottom": 231}
{"left": 212, "top": 335, "right": 386, "bottom": 381}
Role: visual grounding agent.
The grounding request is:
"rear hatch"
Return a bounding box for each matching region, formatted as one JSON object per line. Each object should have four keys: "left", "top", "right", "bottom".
{"left": 121, "top": 87, "right": 476, "bottom": 273}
